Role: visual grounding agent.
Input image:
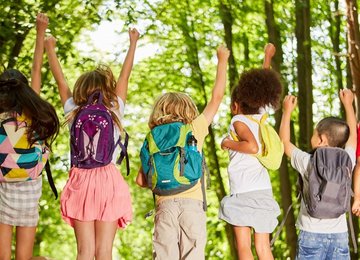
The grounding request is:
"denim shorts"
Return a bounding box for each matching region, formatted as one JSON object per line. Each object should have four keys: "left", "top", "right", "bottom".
{"left": 296, "top": 230, "right": 349, "bottom": 260}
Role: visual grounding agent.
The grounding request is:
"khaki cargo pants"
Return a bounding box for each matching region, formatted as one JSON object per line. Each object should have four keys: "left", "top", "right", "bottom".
{"left": 153, "top": 198, "right": 207, "bottom": 260}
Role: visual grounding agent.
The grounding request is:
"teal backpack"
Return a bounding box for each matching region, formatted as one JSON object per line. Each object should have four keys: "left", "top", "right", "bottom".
{"left": 140, "top": 122, "right": 207, "bottom": 200}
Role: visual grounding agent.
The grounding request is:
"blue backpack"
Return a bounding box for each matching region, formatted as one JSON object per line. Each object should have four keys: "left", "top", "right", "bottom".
{"left": 70, "top": 92, "right": 129, "bottom": 174}
{"left": 140, "top": 122, "right": 207, "bottom": 199}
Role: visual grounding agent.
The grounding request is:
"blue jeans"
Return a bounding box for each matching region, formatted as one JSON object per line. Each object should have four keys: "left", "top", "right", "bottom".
{"left": 296, "top": 230, "right": 350, "bottom": 260}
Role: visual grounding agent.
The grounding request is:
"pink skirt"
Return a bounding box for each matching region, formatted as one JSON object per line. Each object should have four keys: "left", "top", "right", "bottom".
{"left": 60, "top": 163, "right": 132, "bottom": 228}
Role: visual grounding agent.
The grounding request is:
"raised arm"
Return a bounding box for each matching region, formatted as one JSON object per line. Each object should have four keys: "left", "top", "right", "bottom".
{"left": 279, "top": 95, "right": 298, "bottom": 157}
{"left": 31, "top": 13, "right": 48, "bottom": 94}
{"left": 115, "top": 28, "right": 139, "bottom": 103}
{"left": 340, "top": 89, "right": 357, "bottom": 149}
{"left": 45, "top": 36, "right": 72, "bottom": 105}
{"left": 203, "top": 45, "right": 230, "bottom": 125}
{"left": 263, "top": 43, "right": 275, "bottom": 69}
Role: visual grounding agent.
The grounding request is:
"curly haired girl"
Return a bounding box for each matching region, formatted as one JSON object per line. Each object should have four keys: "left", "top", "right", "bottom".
{"left": 219, "top": 44, "right": 282, "bottom": 260}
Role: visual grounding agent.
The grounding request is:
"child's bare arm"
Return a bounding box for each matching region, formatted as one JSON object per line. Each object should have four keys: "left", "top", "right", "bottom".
{"left": 31, "top": 13, "right": 48, "bottom": 94}
{"left": 221, "top": 121, "right": 259, "bottom": 154}
{"left": 45, "top": 36, "right": 72, "bottom": 105}
{"left": 136, "top": 167, "right": 148, "bottom": 188}
{"left": 115, "top": 28, "right": 139, "bottom": 103}
{"left": 263, "top": 43, "right": 275, "bottom": 69}
{"left": 340, "top": 89, "right": 357, "bottom": 149}
{"left": 352, "top": 159, "right": 360, "bottom": 216}
{"left": 203, "top": 45, "right": 230, "bottom": 125}
{"left": 279, "top": 95, "right": 298, "bottom": 157}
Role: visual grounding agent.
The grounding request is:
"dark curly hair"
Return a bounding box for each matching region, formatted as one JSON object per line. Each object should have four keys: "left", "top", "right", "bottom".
{"left": 231, "top": 68, "right": 282, "bottom": 114}
{"left": 0, "top": 69, "right": 60, "bottom": 148}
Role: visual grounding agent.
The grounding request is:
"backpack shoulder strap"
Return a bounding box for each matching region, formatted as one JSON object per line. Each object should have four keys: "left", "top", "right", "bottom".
{"left": 146, "top": 131, "right": 159, "bottom": 154}
{"left": 87, "top": 91, "right": 103, "bottom": 105}
{"left": 116, "top": 131, "right": 130, "bottom": 176}
{"left": 44, "top": 160, "right": 58, "bottom": 199}
{"left": 176, "top": 124, "right": 191, "bottom": 147}
{"left": 201, "top": 154, "right": 210, "bottom": 211}
{"left": 244, "top": 113, "right": 268, "bottom": 125}
{"left": 270, "top": 194, "right": 300, "bottom": 247}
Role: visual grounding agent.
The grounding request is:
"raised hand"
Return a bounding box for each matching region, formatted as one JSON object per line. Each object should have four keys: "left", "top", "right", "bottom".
{"left": 129, "top": 28, "right": 140, "bottom": 44}
{"left": 263, "top": 43, "right": 275, "bottom": 69}
{"left": 217, "top": 45, "right": 230, "bottom": 63}
{"left": 282, "top": 95, "right": 297, "bottom": 114}
{"left": 36, "top": 13, "right": 49, "bottom": 33}
{"left": 264, "top": 43, "right": 276, "bottom": 59}
{"left": 339, "top": 88, "right": 354, "bottom": 108}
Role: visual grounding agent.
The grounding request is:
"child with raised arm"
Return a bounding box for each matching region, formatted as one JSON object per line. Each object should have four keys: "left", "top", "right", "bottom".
{"left": 218, "top": 43, "right": 282, "bottom": 260}
{"left": 45, "top": 28, "right": 139, "bottom": 260}
{"left": 0, "top": 13, "right": 60, "bottom": 260}
{"left": 136, "top": 46, "right": 230, "bottom": 260}
{"left": 279, "top": 89, "right": 357, "bottom": 259}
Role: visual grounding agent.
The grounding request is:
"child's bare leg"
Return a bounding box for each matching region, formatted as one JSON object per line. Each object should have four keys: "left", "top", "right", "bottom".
{"left": 94, "top": 220, "right": 117, "bottom": 260}
{"left": 74, "top": 220, "right": 95, "bottom": 260}
{"left": 234, "top": 226, "right": 253, "bottom": 260}
{"left": 0, "top": 223, "right": 12, "bottom": 260}
{"left": 254, "top": 232, "right": 273, "bottom": 260}
{"left": 15, "top": 226, "right": 36, "bottom": 260}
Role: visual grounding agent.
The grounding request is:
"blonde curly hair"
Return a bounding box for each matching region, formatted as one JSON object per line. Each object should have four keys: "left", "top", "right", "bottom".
{"left": 148, "top": 92, "right": 199, "bottom": 129}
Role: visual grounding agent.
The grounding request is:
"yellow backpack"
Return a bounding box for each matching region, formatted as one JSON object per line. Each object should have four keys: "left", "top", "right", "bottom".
{"left": 230, "top": 114, "right": 284, "bottom": 170}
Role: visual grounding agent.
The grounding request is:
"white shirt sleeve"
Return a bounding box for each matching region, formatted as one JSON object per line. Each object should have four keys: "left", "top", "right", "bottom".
{"left": 63, "top": 97, "right": 76, "bottom": 116}
{"left": 291, "top": 147, "right": 311, "bottom": 177}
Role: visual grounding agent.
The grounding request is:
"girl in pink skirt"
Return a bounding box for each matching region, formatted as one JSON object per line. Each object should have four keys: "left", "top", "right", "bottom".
{"left": 45, "top": 28, "right": 139, "bottom": 259}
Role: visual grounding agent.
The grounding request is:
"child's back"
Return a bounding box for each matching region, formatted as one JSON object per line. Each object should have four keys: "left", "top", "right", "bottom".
{"left": 227, "top": 113, "right": 271, "bottom": 194}
{"left": 280, "top": 89, "right": 357, "bottom": 259}
{"left": 137, "top": 46, "right": 230, "bottom": 260}
{"left": 219, "top": 55, "right": 282, "bottom": 259}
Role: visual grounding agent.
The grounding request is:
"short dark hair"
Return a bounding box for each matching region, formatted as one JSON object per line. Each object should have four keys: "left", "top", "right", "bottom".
{"left": 231, "top": 68, "right": 282, "bottom": 114}
{"left": 316, "top": 117, "right": 349, "bottom": 148}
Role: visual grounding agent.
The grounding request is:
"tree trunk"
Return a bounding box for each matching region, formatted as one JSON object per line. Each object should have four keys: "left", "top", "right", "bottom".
{"left": 180, "top": 1, "right": 237, "bottom": 258}
{"left": 264, "top": 0, "right": 297, "bottom": 258}
{"left": 345, "top": 1, "right": 360, "bottom": 257}
{"left": 7, "top": 30, "right": 30, "bottom": 69}
{"left": 295, "top": 0, "right": 313, "bottom": 151}
{"left": 327, "top": 0, "right": 345, "bottom": 117}
{"left": 345, "top": 0, "right": 360, "bottom": 119}
{"left": 219, "top": 0, "right": 239, "bottom": 91}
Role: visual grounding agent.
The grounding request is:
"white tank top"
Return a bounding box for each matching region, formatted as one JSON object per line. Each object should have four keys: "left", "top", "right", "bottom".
{"left": 227, "top": 114, "right": 272, "bottom": 194}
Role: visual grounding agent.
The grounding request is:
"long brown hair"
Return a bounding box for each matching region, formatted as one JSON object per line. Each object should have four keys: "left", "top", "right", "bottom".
{"left": 66, "top": 65, "right": 122, "bottom": 130}
{"left": 0, "top": 69, "right": 60, "bottom": 147}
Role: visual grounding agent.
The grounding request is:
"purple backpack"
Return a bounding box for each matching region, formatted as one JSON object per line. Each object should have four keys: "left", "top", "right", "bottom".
{"left": 70, "top": 92, "right": 129, "bottom": 174}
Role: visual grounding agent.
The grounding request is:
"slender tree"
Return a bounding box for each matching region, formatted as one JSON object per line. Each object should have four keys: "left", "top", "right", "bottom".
{"left": 295, "top": 0, "right": 313, "bottom": 151}
{"left": 345, "top": 0, "right": 360, "bottom": 117}
{"left": 264, "top": 1, "right": 297, "bottom": 258}
{"left": 219, "top": 0, "right": 238, "bottom": 91}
